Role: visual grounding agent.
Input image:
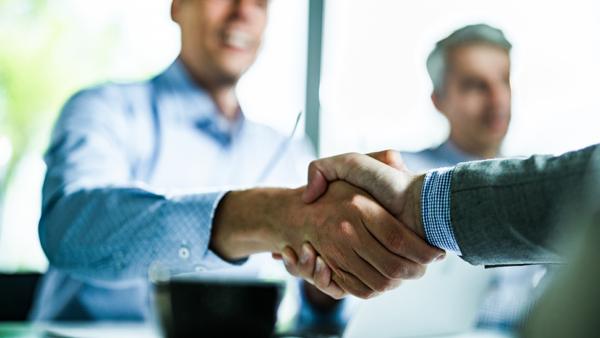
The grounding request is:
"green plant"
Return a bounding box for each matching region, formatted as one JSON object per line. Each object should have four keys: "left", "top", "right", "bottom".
{"left": 0, "top": 0, "right": 120, "bottom": 191}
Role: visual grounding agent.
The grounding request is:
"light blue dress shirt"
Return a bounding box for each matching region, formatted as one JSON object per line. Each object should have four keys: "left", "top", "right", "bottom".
{"left": 30, "top": 59, "right": 336, "bottom": 325}
{"left": 404, "top": 140, "right": 547, "bottom": 332}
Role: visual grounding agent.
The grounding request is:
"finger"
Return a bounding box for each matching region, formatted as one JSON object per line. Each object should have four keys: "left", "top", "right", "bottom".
{"left": 302, "top": 161, "right": 330, "bottom": 204}
{"left": 272, "top": 253, "right": 282, "bottom": 260}
{"left": 340, "top": 246, "right": 405, "bottom": 292}
{"left": 303, "top": 153, "right": 366, "bottom": 204}
{"left": 360, "top": 243, "right": 429, "bottom": 281}
{"left": 281, "top": 247, "right": 301, "bottom": 277}
{"left": 298, "top": 243, "right": 317, "bottom": 283}
{"left": 313, "top": 257, "right": 347, "bottom": 299}
{"left": 366, "top": 150, "right": 411, "bottom": 173}
{"left": 362, "top": 201, "right": 445, "bottom": 266}
{"left": 330, "top": 266, "right": 381, "bottom": 300}
{"left": 302, "top": 153, "right": 410, "bottom": 218}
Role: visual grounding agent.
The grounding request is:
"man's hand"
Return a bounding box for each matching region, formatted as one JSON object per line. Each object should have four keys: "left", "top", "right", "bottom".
{"left": 211, "top": 180, "right": 444, "bottom": 300}
{"left": 274, "top": 244, "right": 347, "bottom": 299}
{"left": 274, "top": 151, "right": 445, "bottom": 299}
{"left": 277, "top": 181, "right": 443, "bottom": 299}
{"left": 302, "top": 150, "right": 428, "bottom": 239}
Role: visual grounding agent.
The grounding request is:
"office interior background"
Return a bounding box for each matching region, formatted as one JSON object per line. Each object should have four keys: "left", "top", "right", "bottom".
{"left": 1, "top": 0, "right": 600, "bottom": 277}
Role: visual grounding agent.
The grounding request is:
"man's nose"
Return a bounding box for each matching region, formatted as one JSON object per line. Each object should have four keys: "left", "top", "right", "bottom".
{"left": 488, "top": 83, "right": 510, "bottom": 111}
{"left": 231, "top": 0, "right": 258, "bottom": 21}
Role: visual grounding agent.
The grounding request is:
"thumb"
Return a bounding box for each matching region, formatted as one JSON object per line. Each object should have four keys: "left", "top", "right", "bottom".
{"left": 302, "top": 166, "right": 329, "bottom": 204}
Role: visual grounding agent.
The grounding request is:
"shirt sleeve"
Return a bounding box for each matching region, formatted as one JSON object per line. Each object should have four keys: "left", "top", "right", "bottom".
{"left": 420, "top": 167, "right": 462, "bottom": 255}
{"left": 39, "top": 88, "right": 243, "bottom": 283}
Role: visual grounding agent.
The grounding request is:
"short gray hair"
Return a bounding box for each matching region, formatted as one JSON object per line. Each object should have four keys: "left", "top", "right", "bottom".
{"left": 426, "top": 24, "right": 512, "bottom": 97}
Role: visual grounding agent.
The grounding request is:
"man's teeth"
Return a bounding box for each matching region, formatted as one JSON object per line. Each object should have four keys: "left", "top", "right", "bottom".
{"left": 225, "top": 31, "right": 253, "bottom": 49}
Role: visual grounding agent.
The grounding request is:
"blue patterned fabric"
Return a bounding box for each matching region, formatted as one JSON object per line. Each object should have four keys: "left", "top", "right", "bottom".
{"left": 421, "top": 167, "right": 462, "bottom": 255}
{"left": 30, "top": 59, "right": 325, "bottom": 322}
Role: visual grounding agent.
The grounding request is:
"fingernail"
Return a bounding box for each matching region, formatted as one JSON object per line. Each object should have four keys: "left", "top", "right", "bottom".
{"left": 300, "top": 244, "right": 310, "bottom": 264}
{"left": 282, "top": 251, "right": 292, "bottom": 266}
{"left": 435, "top": 254, "right": 446, "bottom": 262}
{"left": 315, "top": 257, "right": 324, "bottom": 273}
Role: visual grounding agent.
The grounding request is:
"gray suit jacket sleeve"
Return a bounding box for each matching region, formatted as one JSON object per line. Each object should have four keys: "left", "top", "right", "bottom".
{"left": 449, "top": 144, "right": 600, "bottom": 266}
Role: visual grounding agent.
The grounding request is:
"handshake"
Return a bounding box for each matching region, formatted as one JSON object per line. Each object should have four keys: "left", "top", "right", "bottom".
{"left": 212, "top": 150, "right": 445, "bottom": 300}
{"left": 213, "top": 150, "right": 447, "bottom": 301}
{"left": 271, "top": 150, "right": 446, "bottom": 300}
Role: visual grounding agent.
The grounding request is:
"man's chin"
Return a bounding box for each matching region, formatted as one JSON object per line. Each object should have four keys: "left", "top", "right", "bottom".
{"left": 479, "top": 133, "right": 506, "bottom": 149}
{"left": 215, "top": 57, "right": 256, "bottom": 80}
{"left": 483, "top": 123, "right": 509, "bottom": 140}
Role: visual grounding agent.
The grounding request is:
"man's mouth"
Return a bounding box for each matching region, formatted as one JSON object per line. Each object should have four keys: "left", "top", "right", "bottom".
{"left": 223, "top": 30, "right": 254, "bottom": 51}
{"left": 485, "top": 114, "right": 510, "bottom": 133}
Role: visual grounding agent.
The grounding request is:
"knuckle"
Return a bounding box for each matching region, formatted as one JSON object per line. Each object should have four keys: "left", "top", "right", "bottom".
{"left": 405, "top": 264, "right": 427, "bottom": 280}
{"left": 344, "top": 153, "right": 365, "bottom": 179}
{"left": 362, "top": 290, "right": 379, "bottom": 299}
{"left": 345, "top": 153, "right": 362, "bottom": 165}
{"left": 331, "top": 293, "right": 345, "bottom": 300}
{"left": 286, "top": 268, "right": 300, "bottom": 277}
{"left": 323, "top": 243, "right": 348, "bottom": 268}
{"left": 350, "top": 193, "right": 367, "bottom": 207}
{"left": 387, "top": 279, "right": 404, "bottom": 292}
{"left": 332, "top": 270, "right": 373, "bottom": 299}
{"left": 314, "top": 279, "right": 327, "bottom": 290}
{"left": 374, "top": 277, "right": 394, "bottom": 293}
{"left": 383, "top": 149, "right": 395, "bottom": 158}
{"left": 356, "top": 288, "right": 376, "bottom": 300}
{"left": 412, "top": 246, "right": 440, "bottom": 265}
{"left": 307, "top": 160, "right": 318, "bottom": 173}
{"left": 420, "top": 251, "right": 438, "bottom": 265}
{"left": 385, "top": 230, "right": 405, "bottom": 253}
{"left": 384, "top": 261, "right": 408, "bottom": 280}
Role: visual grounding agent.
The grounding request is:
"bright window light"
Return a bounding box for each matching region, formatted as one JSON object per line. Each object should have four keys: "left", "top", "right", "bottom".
{"left": 0, "top": 137, "right": 12, "bottom": 167}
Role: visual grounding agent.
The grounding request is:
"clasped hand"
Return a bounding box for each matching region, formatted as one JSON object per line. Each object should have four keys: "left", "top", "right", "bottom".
{"left": 273, "top": 150, "right": 445, "bottom": 299}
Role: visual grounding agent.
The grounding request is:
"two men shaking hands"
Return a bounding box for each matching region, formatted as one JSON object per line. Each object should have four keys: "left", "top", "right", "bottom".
{"left": 282, "top": 150, "right": 445, "bottom": 300}
{"left": 211, "top": 149, "right": 446, "bottom": 300}
{"left": 212, "top": 143, "right": 600, "bottom": 304}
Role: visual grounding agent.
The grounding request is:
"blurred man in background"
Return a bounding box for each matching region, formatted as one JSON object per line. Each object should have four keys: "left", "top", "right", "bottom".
{"left": 402, "top": 24, "right": 511, "bottom": 171}
{"left": 401, "top": 24, "right": 546, "bottom": 332}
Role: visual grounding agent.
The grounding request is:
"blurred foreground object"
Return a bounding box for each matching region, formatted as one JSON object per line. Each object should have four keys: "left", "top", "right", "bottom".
{"left": 521, "top": 148, "right": 600, "bottom": 338}
{"left": 0, "top": 273, "right": 41, "bottom": 321}
{"left": 154, "top": 278, "right": 284, "bottom": 338}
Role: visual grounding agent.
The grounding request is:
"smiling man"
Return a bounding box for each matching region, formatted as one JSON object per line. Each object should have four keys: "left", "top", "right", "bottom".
{"left": 400, "top": 24, "right": 545, "bottom": 332}
{"left": 30, "top": 0, "right": 441, "bottom": 330}
{"left": 402, "top": 24, "right": 512, "bottom": 170}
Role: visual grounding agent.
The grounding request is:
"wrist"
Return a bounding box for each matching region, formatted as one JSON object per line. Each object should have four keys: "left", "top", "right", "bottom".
{"left": 210, "top": 188, "right": 299, "bottom": 260}
{"left": 404, "top": 173, "right": 426, "bottom": 240}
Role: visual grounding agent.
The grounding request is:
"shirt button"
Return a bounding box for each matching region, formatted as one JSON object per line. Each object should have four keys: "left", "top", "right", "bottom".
{"left": 178, "top": 247, "right": 190, "bottom": 260}
{"left": 194, "top": 265, "right": 207, "bottom": 272}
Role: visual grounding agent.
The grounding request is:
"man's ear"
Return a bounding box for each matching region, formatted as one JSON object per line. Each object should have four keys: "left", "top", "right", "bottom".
{"left": 431, "top": 92, "right": 445, "bottom": 114}
{"left": 171, "top": 0, "right": 181, "bottom": 23}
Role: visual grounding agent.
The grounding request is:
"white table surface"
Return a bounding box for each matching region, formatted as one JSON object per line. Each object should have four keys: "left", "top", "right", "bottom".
{"left": 0, "top": 322, "right": 514, "bottom": 338}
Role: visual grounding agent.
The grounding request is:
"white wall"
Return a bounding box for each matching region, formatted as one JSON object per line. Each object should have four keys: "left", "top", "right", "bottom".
{"left": 320, "top": 0, "right": 600, "bottom": 158}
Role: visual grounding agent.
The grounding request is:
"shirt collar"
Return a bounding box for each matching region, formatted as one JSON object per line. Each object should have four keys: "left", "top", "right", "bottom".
{"left": 437, "top": 138, "right": 486, "bottom": 163}
{"left": 157, "top": 58, "right": 245, "bottom": 145}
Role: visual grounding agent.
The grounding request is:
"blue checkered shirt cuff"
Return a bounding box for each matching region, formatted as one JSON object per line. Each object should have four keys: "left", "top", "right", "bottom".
{"left": 421, "top": 167, "right": 462, "bottom": 255}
